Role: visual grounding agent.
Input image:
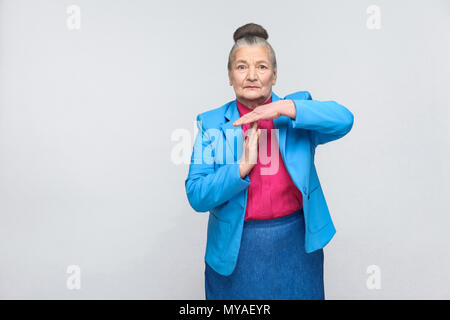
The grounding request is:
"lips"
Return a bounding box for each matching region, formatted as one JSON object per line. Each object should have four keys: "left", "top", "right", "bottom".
{"left": 245, "top": 86, "right": 259, "bottom": 89}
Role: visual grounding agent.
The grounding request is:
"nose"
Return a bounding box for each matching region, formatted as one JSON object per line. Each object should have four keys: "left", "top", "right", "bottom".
{"left": 247, "top": 66, "right": 257, "bottom": 80}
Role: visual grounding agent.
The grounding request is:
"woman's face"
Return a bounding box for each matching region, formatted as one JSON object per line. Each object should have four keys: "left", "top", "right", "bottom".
{"left": 228, "top": 45, "right": 277, "bottom": 108}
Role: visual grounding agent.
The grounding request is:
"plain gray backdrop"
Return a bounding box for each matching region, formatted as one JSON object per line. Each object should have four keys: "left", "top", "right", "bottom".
{"left": 1, "top": 0, "right": 449, "bottom": 299}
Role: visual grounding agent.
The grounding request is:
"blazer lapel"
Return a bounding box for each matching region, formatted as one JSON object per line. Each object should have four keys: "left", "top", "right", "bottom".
{"left": 220, "top": 101, "right": 244, "bottom": 164}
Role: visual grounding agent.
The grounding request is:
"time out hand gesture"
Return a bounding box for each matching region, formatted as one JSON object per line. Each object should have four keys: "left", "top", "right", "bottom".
{"left": 233, "top": 100, "right": 296, "bottom": 127}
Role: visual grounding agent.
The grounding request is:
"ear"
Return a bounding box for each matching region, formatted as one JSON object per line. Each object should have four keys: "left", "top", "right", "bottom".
{"left": 272, "top": 69, "right": 277, "bottom": 85}
{"left": 228, "top": 72, "right": 232, "bottom": 86}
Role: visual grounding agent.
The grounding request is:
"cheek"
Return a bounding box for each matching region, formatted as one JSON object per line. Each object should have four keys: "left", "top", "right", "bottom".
{"left": 236, "top": 74, "right": 246, "bottom": 84}
{"left": 261, "top": 74, "right": 274, "bottom": 86}
{"left": 231, "top": 71, "right": 241, "bottom": 79}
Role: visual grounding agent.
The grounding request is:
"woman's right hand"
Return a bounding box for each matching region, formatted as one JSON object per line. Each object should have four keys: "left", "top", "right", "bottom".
{"left": 239, "top": 121, "right": 261, "bottom": 178}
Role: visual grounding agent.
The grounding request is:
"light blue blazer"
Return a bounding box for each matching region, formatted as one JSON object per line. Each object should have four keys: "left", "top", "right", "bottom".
{"left": 185, "top": 90, "right": 354, "bottom": 276}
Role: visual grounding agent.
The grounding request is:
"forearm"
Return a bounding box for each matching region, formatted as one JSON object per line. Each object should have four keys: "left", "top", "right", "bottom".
{"left": 288, "top": 99, "right": 354, "bottom": 134}
{"left": 278, "top": 97, "right": 354, "bottom": 146}
{"left": 185, "top": 163, "right": 250, "bottom": 212}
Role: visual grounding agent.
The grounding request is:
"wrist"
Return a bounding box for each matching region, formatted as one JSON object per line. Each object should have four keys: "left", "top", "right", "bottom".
{"left": 239, "top": 162, "right": 253, "bottom": 178}
{"left": 279, "top": 99, "right": 297, "bottom": 120}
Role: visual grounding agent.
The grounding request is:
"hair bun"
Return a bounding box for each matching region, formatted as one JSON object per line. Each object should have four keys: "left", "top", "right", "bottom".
{"left": 233, "top": 23, "right": 268, "bottom": 42}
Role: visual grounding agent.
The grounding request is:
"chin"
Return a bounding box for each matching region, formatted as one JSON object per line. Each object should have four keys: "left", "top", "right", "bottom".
{"left": 242, "top": 96, "right": 259, "bottom": 101}
{"left": 242, "top": 90, "right": 261, "bottom": 96}
{"left": 244, "top": 92, "right": 264, "bottom": 99}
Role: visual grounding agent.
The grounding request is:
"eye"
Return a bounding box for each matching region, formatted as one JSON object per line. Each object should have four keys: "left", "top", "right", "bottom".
{"left": 237, "top": 65, "right": 246, "bottom": 70}
{"left": 259, "top": 65, "right": 267, "bottom": 69}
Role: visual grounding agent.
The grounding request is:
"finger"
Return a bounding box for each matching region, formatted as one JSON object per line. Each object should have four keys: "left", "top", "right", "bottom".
{"left": 234, "top": 113, "right": 258, "bottom": 126}
{"left": 249, "top": 126, "right": 259, "bottom": 142}
{"left": 247, "top": 114, "right": 259, "bottom": 126}
{"left": 250, "top": 121, "right": 258, "bottom": 132}
{"left": 249, "top": 121, "right": 257, "bottom": 136}
{"left": 233, "top": 115, "right": 249, "bottom": 126}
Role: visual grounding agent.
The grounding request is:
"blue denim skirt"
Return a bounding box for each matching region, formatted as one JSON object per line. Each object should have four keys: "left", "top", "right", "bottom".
{"left": 204, "top": 208, "right": 324, "bottom": 300}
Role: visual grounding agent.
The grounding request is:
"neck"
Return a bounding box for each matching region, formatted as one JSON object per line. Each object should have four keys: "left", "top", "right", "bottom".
{"left": 238, "top": 93, "right": 272, "bottom": 109}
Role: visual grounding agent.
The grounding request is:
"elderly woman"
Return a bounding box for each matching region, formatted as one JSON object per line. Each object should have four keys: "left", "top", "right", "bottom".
{"left": 185, "top": 23, "right": 354, "bottom": 300}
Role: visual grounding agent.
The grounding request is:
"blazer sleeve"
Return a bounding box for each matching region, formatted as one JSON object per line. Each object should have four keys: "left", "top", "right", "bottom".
{"left": 184, "top": 114, "right": 251, "bottom": 213}
{"left": 288, "top": 92, "right": 354, "bottom": 147}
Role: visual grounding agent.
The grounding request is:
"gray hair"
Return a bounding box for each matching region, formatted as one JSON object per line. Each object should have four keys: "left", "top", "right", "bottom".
{"left": 227, "top": 23, "right": 277, "bottom": 72}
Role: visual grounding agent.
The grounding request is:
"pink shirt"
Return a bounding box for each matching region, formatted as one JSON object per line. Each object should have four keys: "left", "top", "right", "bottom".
{"left": 236, "top": 97, "right": 303, "bottom": 221}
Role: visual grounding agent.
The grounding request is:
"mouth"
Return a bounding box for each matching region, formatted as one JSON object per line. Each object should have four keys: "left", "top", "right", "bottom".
{"left": 244, "top": 86, "right": 260, "bottom": 89}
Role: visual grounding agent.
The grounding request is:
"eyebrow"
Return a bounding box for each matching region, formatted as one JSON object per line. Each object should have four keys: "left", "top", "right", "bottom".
{"left": 235, "top": 59, "right": 269, "bottom": 64}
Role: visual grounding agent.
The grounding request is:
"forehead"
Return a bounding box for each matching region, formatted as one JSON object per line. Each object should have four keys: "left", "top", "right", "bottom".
{"left": 233, "top": 46, "right": 270, "bottom": 63}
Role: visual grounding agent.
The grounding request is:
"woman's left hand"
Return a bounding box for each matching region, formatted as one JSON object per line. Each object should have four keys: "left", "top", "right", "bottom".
{"left": 233, "top": 100, "right": 296, "bottom": 126}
